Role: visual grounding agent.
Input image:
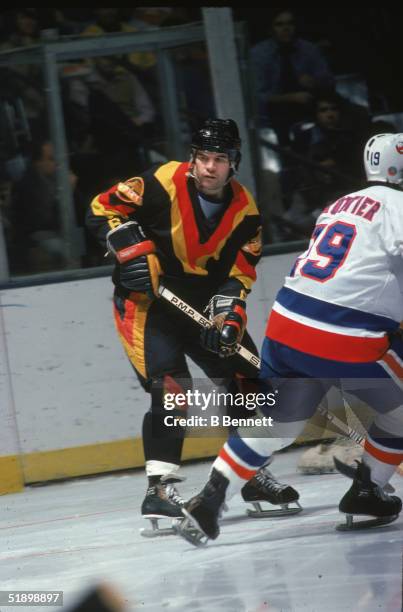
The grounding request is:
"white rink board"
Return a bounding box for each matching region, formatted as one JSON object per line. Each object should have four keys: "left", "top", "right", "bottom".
{"left": 0, "top": 298, "right": 20, "bottom": 456}
{"left": 0, "top": 253, "right": 296, "bottom": 455}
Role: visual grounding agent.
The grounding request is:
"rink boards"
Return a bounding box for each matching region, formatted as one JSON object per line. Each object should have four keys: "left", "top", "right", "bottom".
{"left": 0, "top": 251, "right": 329, "bottom": 494}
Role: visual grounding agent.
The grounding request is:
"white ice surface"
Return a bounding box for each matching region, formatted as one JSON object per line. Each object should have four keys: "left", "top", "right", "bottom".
{"left": 1, "top": 448, "right": 402, "bottom": 612}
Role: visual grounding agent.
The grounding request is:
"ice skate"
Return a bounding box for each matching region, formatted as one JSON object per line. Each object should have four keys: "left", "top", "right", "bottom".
{"left": 140, "top": 474, "right": 184, "bottom": 538}
{"left": 333, "top": 456, "right": 395, "bottom": 494}
{"left": 336, "top": 460, "right": 402, "bottom": 531}
{"left": 241, "top": 466, "right": 302, "bottom": 518}
{"left": 174, "top": 468, "right": 228, "bottom": 547}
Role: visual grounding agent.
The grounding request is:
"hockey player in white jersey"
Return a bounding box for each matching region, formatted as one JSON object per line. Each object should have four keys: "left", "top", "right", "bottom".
{"left": 176, "top": 133, "right": 403, "bottom": 545}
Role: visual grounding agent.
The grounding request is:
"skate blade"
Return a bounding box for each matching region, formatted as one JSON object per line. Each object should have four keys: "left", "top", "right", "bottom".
{"left": 298, "top": 467, "right": 336, "bottom": 474}
{"left": 246, "top": 501, "right": 303, "bottom": 518}
{"left": 173, "top": 512, "right": 209, "bottom": 547}
{"left": 140, "top": 516, "right": 182, "bottom": 538}
{"left": 140, "top": 527, "right": 177, "bottom": 538}
{"left": 336, "top": 513, "right": 399, "bottom": 531}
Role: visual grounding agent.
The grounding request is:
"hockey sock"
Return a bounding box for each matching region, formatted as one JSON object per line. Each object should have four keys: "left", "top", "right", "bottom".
{"left": 362, "top": 452, "right": 397, "bottom": 488}
{"left": 211, "top": 435, "right": 278, "bottom": 500}
{"left": 363, "top": 412, "right": 403, "bottom": 487}
{"left": 142, "top": 410, "right": 185, "bottom": 465}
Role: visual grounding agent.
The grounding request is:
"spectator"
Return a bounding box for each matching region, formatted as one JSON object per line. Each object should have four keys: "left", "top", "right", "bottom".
{"left": 81, "top": 9, "right": 158, "bottom": 134}
{"left": 2, "top": 8, "right": 40, "bottom": 47}
{"left": 1, "top": 10, "right": 45, "bottom": 133}
{"left": 291, "top": 91, "right": 370, "bottom": 180}
{"left": 68, "top": 57, "right": 156, "bottom": 178}
{"left": 173, "top": 43, "right": 215, "bottom": 131}
{"left": 81, "top": 9, "right": 155, "bottom": 72}
{"left": 271, "top": 92, "right": 370, "bottom": 240}
{"left": 10, "top": 139, "right": 77, "bottom": 273}
{"left": 283, "top": 142, "right": 356, "bottom": 238}
{"left": 251, "top": 9, "right": 333, "bottom": 145}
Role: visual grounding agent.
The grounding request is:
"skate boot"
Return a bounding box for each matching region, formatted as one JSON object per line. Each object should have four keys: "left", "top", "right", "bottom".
{"left": 174, "top": 468, "right": 228, "bottom": 547}
{"left": 337, "top": 460, "right": 402, "bottom": 531}
{"left": 241, "top": 466, "right": 302, "bottom": 518}
{"left": 140, "top": 474, "right": 184, "bottom": 538}
{"left": 333, "top": 456, "right": 395, "bottom": 493}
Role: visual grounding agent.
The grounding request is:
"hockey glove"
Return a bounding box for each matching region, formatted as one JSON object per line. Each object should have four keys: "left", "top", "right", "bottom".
{"left": 201, "top": 295, "right": 247, "bottom": 357}
{"left": 107, "top": 221, "right": 161, "bottom": 297}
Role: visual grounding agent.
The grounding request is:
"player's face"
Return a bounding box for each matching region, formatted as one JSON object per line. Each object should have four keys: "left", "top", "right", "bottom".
{"left": 193, "top": 151, "right": 231, "bottom": 197}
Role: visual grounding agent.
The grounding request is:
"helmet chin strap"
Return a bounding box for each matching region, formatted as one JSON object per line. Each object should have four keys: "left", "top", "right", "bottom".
{"left": 225, "top": 162, "right": 237, "bottom": 184}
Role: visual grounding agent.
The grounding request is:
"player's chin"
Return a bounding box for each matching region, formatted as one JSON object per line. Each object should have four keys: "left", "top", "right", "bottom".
{"left": 201, "top": 179, "right": 219, "bottom": 192}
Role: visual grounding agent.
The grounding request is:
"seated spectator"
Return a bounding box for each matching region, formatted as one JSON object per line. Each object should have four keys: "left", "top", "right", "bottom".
{"left": 67, "top": 57, "right": 156, "bottom": 178}
{"left": 1, "top": 9, "right": 45, "bottom": 134}
{"left": 251, "top": 9, "right": 333, "bottom": 145}
{"left": 2, "top": 8, "right": 40, "bottom": 47}
{"left": 274, "top": 91, "right": 369, "bottom": 241}
{"left": 10, "top": 139, "right": 77, "bottom": 273}
{"left": 291, "top": 90, "right": 370, "bottom": 180}
{"left": 173, "top": 43, "right": 215, "bottom": 131}
{"left": 80, "top": 9, "right": 159, "bottom": 132}
{"left": 81, "top": 9, "right": 155, "bottom": 72}
{"left": 282, "top": 142, "right": 357, "bottom": 238}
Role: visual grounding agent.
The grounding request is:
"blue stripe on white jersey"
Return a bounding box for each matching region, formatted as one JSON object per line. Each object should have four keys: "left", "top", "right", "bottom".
{"left": 276, "top": 286, "right": 398, "bottom": 333}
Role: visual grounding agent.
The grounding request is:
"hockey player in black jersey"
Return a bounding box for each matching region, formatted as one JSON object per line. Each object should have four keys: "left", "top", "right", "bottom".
{"left": 86, "top": 118, "right": 300, "bottom": 536}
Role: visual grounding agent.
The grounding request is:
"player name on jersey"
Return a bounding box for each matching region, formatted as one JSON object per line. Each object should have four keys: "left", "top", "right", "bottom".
{"left": 323, "top": 194, "right": 381, "bottom": 221}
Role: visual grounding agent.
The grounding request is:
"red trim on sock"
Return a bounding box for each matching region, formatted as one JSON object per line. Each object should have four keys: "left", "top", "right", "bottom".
{"left": 219, "top": 447, "right": 257, "bottom": 480}
{"left": 364, "top": 439, "right": 403, "bottom": 465}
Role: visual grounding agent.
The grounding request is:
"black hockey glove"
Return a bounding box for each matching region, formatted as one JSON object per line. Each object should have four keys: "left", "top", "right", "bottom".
{"left": 107, "top": 221, "right": 161, "bottom": 297}
{"left": 201, "top": 295, "right": 247, "bottom": 357}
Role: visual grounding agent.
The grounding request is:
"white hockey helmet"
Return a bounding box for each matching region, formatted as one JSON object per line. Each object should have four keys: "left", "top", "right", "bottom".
{"left": 364, "top": 133, "right": 403, "bottom": 187}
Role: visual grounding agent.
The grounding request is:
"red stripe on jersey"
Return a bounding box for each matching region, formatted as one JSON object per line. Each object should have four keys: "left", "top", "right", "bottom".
{"left": 266, "top": 309, "right": 389, "bottom": 363}
{"left": 234, "top": 250, "right": 257, "bottom": 282}
{"left": 172, "top": 164, "right": 250, "bottom": 270}
{"left": 173, "top": 164, "right": 199, "bottom": 267}
{"left": 364, "top": 439, "right": 403, "bottom": 465}
{"left": 113, "top": 297, "right": 136, "bottom": 346}
{"left": 219, "top": 447, "right": 257, "bottom": 480}
{"left": 98, "top": 187, "right": 136, "bottom": 217}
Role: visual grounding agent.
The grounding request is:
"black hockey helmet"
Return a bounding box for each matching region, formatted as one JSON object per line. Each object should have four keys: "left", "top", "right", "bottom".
{"left": 191, "top": 118, "right": 242, "bottom": 169}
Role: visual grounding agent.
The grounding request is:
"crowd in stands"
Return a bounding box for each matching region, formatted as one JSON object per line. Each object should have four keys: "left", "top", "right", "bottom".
{"left": 0, "top": 8, "right": 199, "bottom": 273}
{"left": 0, "top": 8, "right": 401, "bottom": 275}
{"left": 250, "top": 8, "right": 400, "bottom": 242}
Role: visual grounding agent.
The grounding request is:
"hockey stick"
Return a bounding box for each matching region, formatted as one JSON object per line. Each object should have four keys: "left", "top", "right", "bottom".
{"left": 316, "top": 403, "right": 365, "bottom": 445}
{"left": 158, "top": 285, "right": 261, "bottom": 369}
{"left": 159, "top": 284, "right": 403, "bottom": 475}
{"left": 317, "top": 401, "right": 403, "bottom": 476}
